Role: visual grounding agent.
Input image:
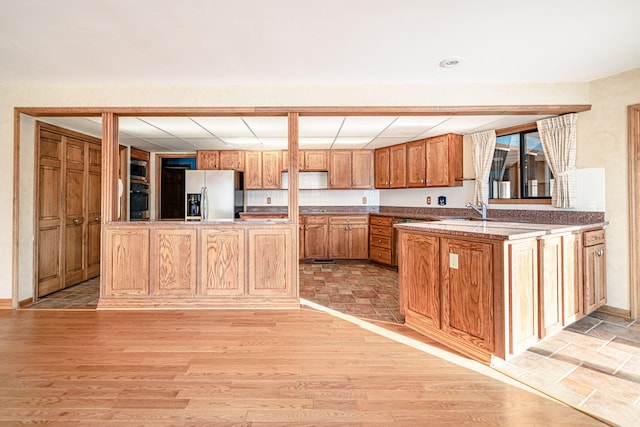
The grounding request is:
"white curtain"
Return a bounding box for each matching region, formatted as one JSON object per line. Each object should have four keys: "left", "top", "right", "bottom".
{"left": 536, "top": 114, "right": 577, "bottom": 208}
{"left": 471, "top": 130, "right": 496, "bottom": 205}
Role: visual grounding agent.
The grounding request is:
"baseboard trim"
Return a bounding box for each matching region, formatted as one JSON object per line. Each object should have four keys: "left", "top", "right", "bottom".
{"left": 19, "top": 297, "right": 33, "bottom": 308}
{"left": 0, "top": 299, "right": 12, "bottom": 309}
{"left": 598, "top": 305, "right": 632, "bottom": 319}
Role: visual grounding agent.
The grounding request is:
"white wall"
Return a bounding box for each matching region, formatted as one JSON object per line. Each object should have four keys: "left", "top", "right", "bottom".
{"left": 2, "top": 80, "right": 600, "bottom": 304}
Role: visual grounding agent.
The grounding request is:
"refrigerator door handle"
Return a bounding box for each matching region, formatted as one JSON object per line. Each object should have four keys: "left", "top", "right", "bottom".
{"left": 201, "top": 186, "right": 208, "bottom": 221}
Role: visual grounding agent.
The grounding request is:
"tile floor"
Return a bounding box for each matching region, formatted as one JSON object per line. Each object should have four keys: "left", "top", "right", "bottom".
{"left": 25, "top": 261, "right": 640, "bottom": 426}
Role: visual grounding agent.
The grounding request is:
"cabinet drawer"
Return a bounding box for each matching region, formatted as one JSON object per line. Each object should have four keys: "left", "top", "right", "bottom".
{"left": 329, "top": 215, "right": 368, "bottom": 225}
{"left": 303, "top": 215, "right": 328, "bottom": 225}
{"left": 584, "top": 229, "right": 605, "bottom": 246}
{"left": 369, "top": 215, "right": 393, "bottom": 227}
{"left": 370, "top": 225, "right": 392, "bottom": 237}
{"left": 370, "top": 247, "right": 392, "bottom": 265}
{"left": 370, "top": 234, "right": 392, "bottom": 249}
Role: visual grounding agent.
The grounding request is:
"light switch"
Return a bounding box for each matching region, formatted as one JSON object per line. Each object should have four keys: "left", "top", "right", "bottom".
{"left": 449, "top": 253, "right": 459, "bottom": 269}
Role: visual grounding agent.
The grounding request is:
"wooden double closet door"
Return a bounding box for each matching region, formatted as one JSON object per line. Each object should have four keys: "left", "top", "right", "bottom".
{"left": 36, "top": 122, "right": 102, "bottom": 298}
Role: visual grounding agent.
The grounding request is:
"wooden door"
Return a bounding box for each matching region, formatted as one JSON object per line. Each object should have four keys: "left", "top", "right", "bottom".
{"left": 425, "top": 135, "right": 449, "bottom": 187}
{"left": 389, "top": 144, "right": 407, "bottom": 188}
{"left": 64, "top": 138, "right": 86, "bottom": 287}
{"left": 200, "top": 229, "right": 245, "bottom": 296}
{"left": 374, "top": 147, "right": 390, "bottom": 188}
{"left": 303, "top": 150, "right": 328, "bottom": 171}
{"left": 349, "top": 223, "right": 369, "bottom": 259}
{"left": 303, "top": 216, "right": 328, "bottom": 259}
{"left": 584, "top": 243, "right": 606, "bottom": 313}
{"left": 441, "top": 238, "right": 494, "bottom": 353}
{"left": 85, "top": 142, "right": 102, "bottom": 279}
{"left": 196, "top": 150, "right": 219, "bottom": 170}
{"left": 219, "top": 151, "right": 244, "bottom": 170}
{"left": 351, "top": 150, "right": 373, "bottom": 189}
{"left": 329, "top": 151, "right": 352, "bottom": 189}
{"left": 399, "top": 232, "right": 440, "bottom": 325}
{"left": 262, "top": 151, "right": 282, "bottom": 189}
{"left": 248, "top": 228, "right": 292, "bottom": 296}
{"left": 37, "top": 128, "right": 64, "bottom": 297}
{"left": 407, "top": 140, "right": 426, "bottom": 187}
{"left": 244, "top": 151, "right": 262, "bottom": 189}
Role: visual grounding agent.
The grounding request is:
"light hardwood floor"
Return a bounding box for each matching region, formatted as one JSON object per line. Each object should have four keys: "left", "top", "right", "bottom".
{"left": 0, "top": 308, "right": 606, "bottom": 426}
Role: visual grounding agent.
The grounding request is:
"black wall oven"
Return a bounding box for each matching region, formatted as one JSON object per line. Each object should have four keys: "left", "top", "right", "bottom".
{"left": 130, "top": 181, "right": 150, "bottom": 220}
{"left": 130, "top": 159, "right": 148, "bottom": 182}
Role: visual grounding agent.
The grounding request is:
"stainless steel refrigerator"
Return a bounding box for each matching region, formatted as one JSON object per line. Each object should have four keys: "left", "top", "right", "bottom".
{"left": 184, "top": 170, "right": 244, "bottom": 221}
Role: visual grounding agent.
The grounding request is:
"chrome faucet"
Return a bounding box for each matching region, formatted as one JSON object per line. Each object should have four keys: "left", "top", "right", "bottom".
{"left": 466, "top": 201, "right": 488, "bottom": 220}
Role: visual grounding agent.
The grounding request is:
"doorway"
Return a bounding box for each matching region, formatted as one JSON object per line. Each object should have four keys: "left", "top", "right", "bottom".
{"left": 158, "top": 156, "right": 196, "bottom": 220}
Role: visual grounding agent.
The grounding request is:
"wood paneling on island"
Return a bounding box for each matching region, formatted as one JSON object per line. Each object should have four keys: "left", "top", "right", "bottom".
{"left": 100, "top": 222, "right": 298, "bottom": 309}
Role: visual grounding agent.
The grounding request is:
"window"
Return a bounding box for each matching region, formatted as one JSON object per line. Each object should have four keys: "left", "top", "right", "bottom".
{"left": 489, "top": 130, "right": 553, "bottom": 200}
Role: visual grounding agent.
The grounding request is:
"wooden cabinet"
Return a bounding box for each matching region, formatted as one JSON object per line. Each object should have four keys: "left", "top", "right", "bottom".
{"left": 441, "top": 238, "right": 495, "bottom": 353}
{"left": 389, "top": 144, "right": 407, "bottom": 188}
{"left": 538, "top": 235, "right": 564, "bottom": 337}
{"left": 302, "top": 215, "right": 328, "bottom": 260}
{"left": 407, "top": 140, "right": 427, "bottom": 187}
{"left": 201, "top": 228, "right": 245, "bottom": 296}
{"left": 151, "top": 229, "right": 197, "bottom": 296}
{"left": 583, "top": 229, "right": 606, "bottom": 314}
{"left": 104, "top": 228, "right": 150, "bottom": 296}
{"left": 248, "top": 228, "right": 292, "bottom": 297}
{"left": 374, "top": 147, "right": 390, "bottom": 188}
{"left": 219, "top": 150, "right": 245, "bottom": 170}
{"left": 282, "top": 150, "right": 328, "bottom": 171}
{"left": 329, "top": 151, "right": 352, "bottom": 189}
{"left": 351, "top": 150, "right": 374, "bottom": 189}
{"left": 399, "top": 233, "right": 439, "bottom": 326}
{"left": 245, "top": 151, "right": 281, "bottom": 189}
{"left": 369, "top": 215, "right": 394, "bottom": 266}
{"left": 562, "top": 233, "right": 584, "bottom": 325}
{"left": 197, "top": 150, "right": 219, "bottom": 170}
{"left": 328, "top": 216, "right": 368, "bottom": 259}
{"left": 425, "top": 133, "right": 463, "bottom": 187}
{"left": 35, "top": 122, "right": 101, "bottom": 298}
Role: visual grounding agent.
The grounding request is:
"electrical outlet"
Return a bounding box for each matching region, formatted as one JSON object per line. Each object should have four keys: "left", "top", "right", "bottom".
{"left": 449, "top": 253, "right": 459, "bottom": 269}
{"left": 426, "top": 196, "right": 431, "bottom": 205}
{"left": 362, "top": 196, "right": 367, "bottom": 204}
{"left": 266, "top": 196, "right": 271, "bottom": 205}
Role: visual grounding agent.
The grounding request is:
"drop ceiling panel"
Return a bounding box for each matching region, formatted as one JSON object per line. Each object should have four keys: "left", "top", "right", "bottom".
{"left": 40, "top": 117, "right": 103, "bottom": 138}
{"left": 192, "top": 117, "right": 253, "bottom": 138}
{"left": 416, "top": 115, "right": 506, "bottom": 137}
{"left": 140, "top": 117, "right": 212, "bottom": 137}
{"left": 332, "top": 137, "right": 372, "bottom": 149}
{"left": 379, "top": 116, "right": 450, "bottom": 137}
{"left": 118, "top": 117, "right": 170, "bottom": 137}
{"left": 299, "top": 137, "right": 335, "bottom": 149}
{"left": 242, "top": 117, "right": 288, "bottom": 137}
{"left": 366, "top": 137, "right": 414, "bottom": 149}
{"left": 300, "top": 116, "right": 344, "bottom": 137}
{"left": 183, "top": 137, "right": 229, "bottom": 150}
{"left": 258, "top": 137, "right": 288, "bottom": 149}
{"left": 220, "top": 137, "right": 263, "bottom": 150}
{"left": 338, "top": 116, "right": 396, "bottom": 137}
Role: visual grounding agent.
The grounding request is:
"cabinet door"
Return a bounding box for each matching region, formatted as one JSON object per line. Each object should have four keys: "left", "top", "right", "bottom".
{"left": 262, "top": 151, "right": 282, "bottom": 189}
{"left": 425, "top": 136, "right": 449, "bottom": 187}
{"left": 584, "top": 243, "right": 606, "bottom": 314}
{"left": 374, "top": 147, "right": 390, "bottom": 188}
{"left": 64, "top": 138, "right": 86, "bottom": 287}
{"left": 304, "top": 216, "right": 328, "bottom": 259}
{"left": 563, "top": 233, "right": 583, "bottom": 324}
{"left": 151, "top": 229, "right": 197, "bottom": 296}
{"left": 201, "top": 229, "right": 245, "bottom": 296}
{"left": 219, "top": 151, "right": 244, "bottom": 171}
{"left": 86, "top": 142, "right": 102, "bottom": 279}
{"left": 389, "top": 144, "right": 407, "bottom": 188}
{"left": 399, "top": 232, "right": 440, "bottom": 326}
{"left": 538, "top": 236, "right": 563, "bottom": 337}
{"left": 328, "top": 224, "right": 349, "bottom": 259}
{"left": 508, "top": 239, "right": 539, "bottom": 355}
{"left": 329, "top": 151, "right": 352, "bottom": 189}
{"left": 304, "top": 150, "right": 328, "bottom": 171}
{"left": 104, "top": 228, "right": 150, "bottom": 296}
{"left": 441, "top": 238, "right": 494, "bottom": 353}
{"left": 248, "top": 228, "right": 292, "bottom": 296}
{"left": 350, "top": 223, "right": 369, "bottom": 259}
{"left": 244, "top": 151, "right": 262, "bottom": 189}
{"left": 352, "top": 150, "right": 374, "bottom": 189}
{"left": 197, "top": 150, "right": 219, "bottom": 170}
{"left": 406, "top": 140, "right": 426, "bottom": 187}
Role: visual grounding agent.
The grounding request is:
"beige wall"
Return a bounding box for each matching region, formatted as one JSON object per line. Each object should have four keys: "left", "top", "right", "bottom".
{"left": 577, "top": 68, "right": 640, "bottom": 309}
{"left": 1, "top": 80, "right": 612, "bottom": 305}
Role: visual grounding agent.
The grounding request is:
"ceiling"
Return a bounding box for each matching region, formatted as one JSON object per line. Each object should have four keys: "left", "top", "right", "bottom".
{"left": 7, "top": 1, "right": 640, "bottom": 150}
{"left": 39, "top": 114, "right": 550, "bottom": 151}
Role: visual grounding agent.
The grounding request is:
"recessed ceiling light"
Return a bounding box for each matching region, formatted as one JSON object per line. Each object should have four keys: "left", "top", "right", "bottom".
{"left": 439, "top": 57, "right": 464, "bottom": 68}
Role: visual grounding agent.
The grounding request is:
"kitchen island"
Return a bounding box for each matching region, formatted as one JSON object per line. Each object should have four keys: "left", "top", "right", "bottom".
{"left": 99, "top": 219, "right": 298, "bottom": 309}
{"left": 395, "top": 219, "right": 607, "bottom": 362}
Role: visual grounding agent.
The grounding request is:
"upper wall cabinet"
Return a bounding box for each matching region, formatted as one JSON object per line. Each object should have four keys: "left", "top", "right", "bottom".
{"left": 329, "top": 150, "right": 373, "bottom": 189}
{"left": 282, "top": 150, "right": 328, "bottom": 172}
{"left": 197, "top": 150, "right": 244, "bottom": 171}
{"left": 375, "top": 134, "right": 463, "bottom": 189}
{"left": 245, "top": 151, "right": 281, "bottom": 189}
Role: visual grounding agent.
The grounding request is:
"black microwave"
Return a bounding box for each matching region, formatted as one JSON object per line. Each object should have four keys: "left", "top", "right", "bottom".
{"left": 130, "top": 159, "right": 148, "bottom": 181}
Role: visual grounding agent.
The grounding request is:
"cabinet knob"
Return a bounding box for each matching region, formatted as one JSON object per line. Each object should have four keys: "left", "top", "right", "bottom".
{"left": 94, "top": 217, "right": 100, "bottom": 222}
{"left": 378, "top": 239, "right": 382, "bottom": 243}
{"left": 73, "top": 218, "right": 80, "bottom": 224}
{"left": 377, "top": 253, "right": 382, "bottom": 257}
{"left": 597, "top": 249, "right": 604, "bottom": 257}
